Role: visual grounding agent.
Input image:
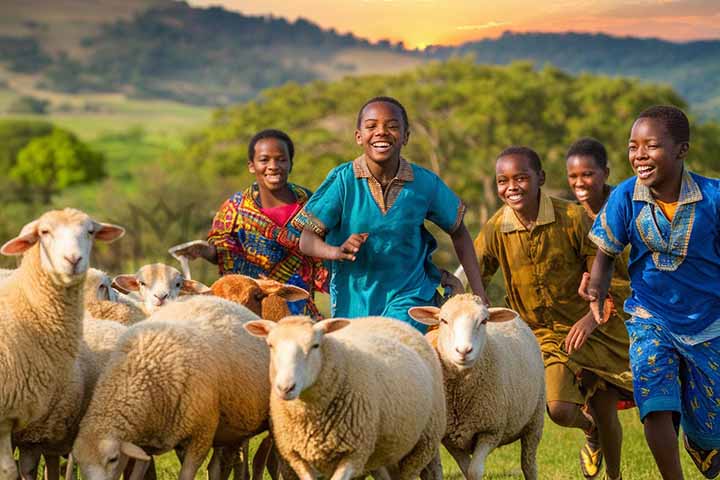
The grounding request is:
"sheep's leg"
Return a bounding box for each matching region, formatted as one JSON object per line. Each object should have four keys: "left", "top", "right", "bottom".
{"left": 442, "top": 442, "right": 469, "bottom": 478}
{"left": 397, "top": 433, "right": 436, "bottom": 480}
{"left": 284, "top": 453, "right": 315, "bottom": 480}
{"left": 370, "top": 467, "right": 391, "bottom": 480}
{"left": 128, "top": 460, "right": 150, "bottom": 480}
{"left": 208, "top": 448, "right": 223, "bottom": 480}
{"left": 18, "top": 447, "right": 41, "bottom": 480}
{"left": 177, "top": 442, "right": 212, "bottom": 480}
{"left": 276, "top": 454, "right": 298, "bottom": 480}
{"left": 44, "top": 455, "right": 60, "bottom": 480}
{"left": 467, "top": 442, "right": 494, "bottom": 480}
{"left": 0, "top": 422, "right": 17, "bottom": 480}
{"left": 252, "top": 436, "right": 272, "bottom": 480}
{"left": 328, "top": 457, "right": 361, "bottom": 480}
{"left": 419, "top": 452, "right": 443, "bottom": 480}
{"left": 265, "top": 444, "right": 280, "bottom": 480}
{"left": 64, "top": 454, "right": 76, "bottom": 480}
{"left": 519, "top": 409, "right": 543, "bottom": 480}
{"left": 231, "top": 443, "right": 249, "bottom": 480}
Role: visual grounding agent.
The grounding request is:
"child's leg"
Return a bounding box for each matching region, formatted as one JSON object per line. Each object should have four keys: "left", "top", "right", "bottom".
{"left": 545, "top": 363, "right": 592, "bottom": 430}
{"left": 644, "top": 411, "right": 684, "bottom": 479}
{"left": 588, "top": 385, "right": 622, "bottom": 479}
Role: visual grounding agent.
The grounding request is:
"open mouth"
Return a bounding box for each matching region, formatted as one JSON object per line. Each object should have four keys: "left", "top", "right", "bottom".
{"left": 371, "top": 141, "right": 392, "bottom": 153}
{"left": 265, "top": 174, "right": 283, "bottom": 183}
{"left": 636, "top": 165, "right": 655, "bottom": 180}
{"left": 506, "top": 193, "right": 523, "bottom": 203}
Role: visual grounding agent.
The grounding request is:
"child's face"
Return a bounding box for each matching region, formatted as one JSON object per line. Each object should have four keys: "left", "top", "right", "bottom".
{"left": 355, "top": 101, "right": 409, "bottom": 165}
{"left": 566, "top": 154, "right": 609, "bottom": 205}
{"left": 629, "top": 118, "right": 687, "bottom": 195}
{"left": 248, "top": 137, "right": 291, "bottom": 192}
{"left": 496, "top": 154, "right": 545, "bottom": 214}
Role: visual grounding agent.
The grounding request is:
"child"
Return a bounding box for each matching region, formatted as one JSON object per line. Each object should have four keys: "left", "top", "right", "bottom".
{"left": 565, "top": 137, "right": 635, "bottom": 480}
{"left": 582, "top": 106, "right": 720, "bottom": 479}
{"left": 475, "top": 146, "right": 633, "bottom": 480}
{"left": 172, "top": 129, "right": 328, "bottom": 317}
{"left": 298, "top": 96, "right": 488, "bottom": 330}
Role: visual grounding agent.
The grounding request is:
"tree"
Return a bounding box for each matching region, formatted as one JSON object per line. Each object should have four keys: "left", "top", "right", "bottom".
{"left": 11, "top": 129, "right": 106, "bottom": 203}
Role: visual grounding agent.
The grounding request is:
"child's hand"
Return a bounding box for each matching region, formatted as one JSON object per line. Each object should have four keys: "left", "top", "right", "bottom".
{"left": 333, "top": 233, "right": 369, "bottom": 261}
{"left": 578, "top": 272, "right": 614, "bottom": 324}
{"left": 565, "top": 312, "right": 599, "bottom": 354}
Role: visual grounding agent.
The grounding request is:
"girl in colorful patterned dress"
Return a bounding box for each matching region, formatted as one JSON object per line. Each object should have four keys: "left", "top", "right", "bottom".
{"left": 174, "top": 129, "right": 327, "bottom": 317}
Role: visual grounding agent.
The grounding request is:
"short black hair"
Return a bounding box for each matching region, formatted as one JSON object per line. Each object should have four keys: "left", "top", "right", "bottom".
{"left": 636, "top": 105, "right": 690, "bottom": 144}
{"left": 566, "top": 137, "right": 608, "bottom": 169}
{"left": 356, "top": 96, "right": 409, "bottom": 130}
{"left": 497, "top": 146, "right": 542, "bottom": 173}
{"left": 248, "top": 129, "right": 295, "bottom": 163}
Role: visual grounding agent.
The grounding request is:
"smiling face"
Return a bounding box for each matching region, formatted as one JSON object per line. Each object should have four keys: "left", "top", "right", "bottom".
{"left": 629, "top": 117, "right": 687, "bottom": 201}
{"left": 566, "top": 154, "right": 609, "bottom": 212}
{"left": 495, "top": 154, "right": 545, "bottom": 218}
{"left": 249, "top": 137, "right": 292, "bottom": 192}
{"left": 355, "top": 101, "right": 409, "bottom": 166}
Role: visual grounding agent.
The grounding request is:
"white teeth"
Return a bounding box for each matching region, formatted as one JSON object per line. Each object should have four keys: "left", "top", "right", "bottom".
{"left": 372, "top": 142, "right": 390, "bottom": 148}
{"left": 508, "top": 194, "right": 522, "bottom": 201}
{"left": 637, "top": 166, "right": 653, "bottom": 173}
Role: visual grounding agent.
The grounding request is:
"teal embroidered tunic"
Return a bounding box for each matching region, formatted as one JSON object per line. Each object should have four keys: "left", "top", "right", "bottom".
{"left": 302, "top": 156, "right": 465, "bottom": 327}
{"left": 589, "top": 170, "right": 720, "bottom": 336}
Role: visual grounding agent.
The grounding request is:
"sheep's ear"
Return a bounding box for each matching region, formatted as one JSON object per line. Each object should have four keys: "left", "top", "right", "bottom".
{"left": 407, "top": 306, "right": 441, "bottom": 326}
{"left": 181, "top": 279, "right": 211, "bottom": 295}
{"left": 244, "top": 320, "right": 277, "bottom": 337}
{"left": 314, "top": 318, "right": 350, "bottom": 335}
{"left": 120, "top": 441, "right": 150, "bottom": 461}
{"left": 93, "top": 222, "right": 125, "bottom": 243}
{"left": 488, "top": 307, "right": 516, "bottom": 323}
{"left": 112, "top": 275, "right": 140, "bottom": 294}
{"left": 255, "top": 279, "right": 309, "bottom": 301}
{"left": 1, "top": 220, "right": 40, "bottom": 256}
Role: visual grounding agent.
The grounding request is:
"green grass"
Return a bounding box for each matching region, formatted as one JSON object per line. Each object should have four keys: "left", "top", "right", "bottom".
{"left": 149, "top": 410, "right": 705, "bottom": 479}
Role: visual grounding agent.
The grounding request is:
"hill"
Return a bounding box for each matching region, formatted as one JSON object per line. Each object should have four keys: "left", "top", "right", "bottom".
{"left": 426, "top": 32, "right": 720, "bottom": 119}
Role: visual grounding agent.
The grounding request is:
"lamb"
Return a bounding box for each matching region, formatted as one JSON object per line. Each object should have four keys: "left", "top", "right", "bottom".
{"left": 85, "top": 268, "right": 147, "bottom": 325}
{"left": 0, "top": 208, "right": 124, "bottom": 480}
{"left": 112, "top": 263, "right": 209, "bottom": 313}
{"left": 244, "top": 316, "right": 446, "bottom": 480}
{"left": 73, "top": 296, "right": 276, "bottom": 480}
{"left": 408, "top": 294, "right": 545, "bottom": 480}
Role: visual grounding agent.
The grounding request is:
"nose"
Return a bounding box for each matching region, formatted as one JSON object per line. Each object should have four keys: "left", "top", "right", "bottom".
{"left": 455, "top": 344, "right": 473, "bottom": 357}
{"left": 276, "top": 382, "right": 296, "bottom": 395}
{"left": 64, "top": 254, "right": 82, "bottom": 269}
{"left": 153, "top": 293, "right": 168, "bottom": 305}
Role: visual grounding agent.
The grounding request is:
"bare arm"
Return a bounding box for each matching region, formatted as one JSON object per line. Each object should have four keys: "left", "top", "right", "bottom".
{"left": 450, "top": 222, "right": 490, "bottom": 305}
{"left": 299, "top": 229, "right": 367, "bottom": 262}
{"left": 579, "top": 250, "right": 615, "bottom": 324}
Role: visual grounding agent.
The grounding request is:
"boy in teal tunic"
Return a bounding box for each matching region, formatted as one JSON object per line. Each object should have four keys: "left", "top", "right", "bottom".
{"left": 298, "top": 96, "right": 488, "bottom": 329}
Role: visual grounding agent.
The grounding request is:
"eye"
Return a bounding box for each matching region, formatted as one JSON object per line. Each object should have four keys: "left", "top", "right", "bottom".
{"left": 439, "top": 318, "right": 448, "bottom": 325}
{"left": 138, "top": 281, "right": 146, "bottom": 287}
{"left": 107, "top": 455, "right": 118, "bottom": 464}
{"left": 40, "top": 228, "right": 50, "bottom": 235}
{"left": 480, "top": 318, "right": 488, "bottom": 325}
{"left": 311, "top": 343, "right": 320, "bottom": 349}
{"left": 254, "top": 292, "right": 265, "bottom": 302}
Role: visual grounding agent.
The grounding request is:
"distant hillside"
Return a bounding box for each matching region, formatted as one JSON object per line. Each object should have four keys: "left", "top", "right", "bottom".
{"left": 0, "top": 1, "right": 421, "bottom": 105}
{"left": 426, "top": 32, "right": 720, "bottom": 119}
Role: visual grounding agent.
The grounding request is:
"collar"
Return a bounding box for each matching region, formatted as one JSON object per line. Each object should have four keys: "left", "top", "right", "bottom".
{"left": 352, "top": 155, "right": 414, "bottom": 182}
{"left": 500, "top": 189, "right": 556, "bottom": 233}
{"left": 632, "top": 169, "right": 702, "bottom": 206}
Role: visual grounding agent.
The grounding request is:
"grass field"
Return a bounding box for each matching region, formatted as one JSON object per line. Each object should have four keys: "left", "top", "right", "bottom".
{"left": 149, "top": 410, "right": 705, "bottom": 479}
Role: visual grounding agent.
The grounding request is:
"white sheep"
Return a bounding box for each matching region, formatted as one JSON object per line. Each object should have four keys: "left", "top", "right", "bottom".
{"left": 85, "top": 268, "right": 147, "bottom": 325}
{"left": 408, "top": 294, "right": 545, "bottom": 480}
{"left": 0, "top": 208, "right": 124, "bottom": 480}
{"left": 73, "top": 295, "right": 274, "bottom": 480}
{"left": 112, "top": 263, "right": 209, "bottom": 313}
{"left": 244, "top": 316, "right": 446, "bottom": 480}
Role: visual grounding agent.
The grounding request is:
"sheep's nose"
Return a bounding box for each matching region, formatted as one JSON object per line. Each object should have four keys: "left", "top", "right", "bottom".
{"left": 153, "top": 293, "right": 168, "bottom": 305}
{"left": 455, "top": 345, "right": 473, "bottom": 357}
{"left": 276, "top": 382, "right": 296, "bottom": 395}
{"left": 64, "top": 254, "right": 82, "bottom": 269}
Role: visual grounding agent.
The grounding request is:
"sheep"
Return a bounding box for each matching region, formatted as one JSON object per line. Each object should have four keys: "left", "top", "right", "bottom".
{"left": 243, "top": 315, "right": 446, "bottom": 480}
{"left": 0, "top": 208, "right": 124, "bottom": 480}
{"left": 73, "top": 296, "right": 274, "bottom": 480}
{"left": 112, "top": 263, "right": 210, "bottom": 313}
{"left": 84, "top": 268, "right": 147, "bottom": 325}
{"left": 408, "top": 294, "right": 545, "bottom": 480}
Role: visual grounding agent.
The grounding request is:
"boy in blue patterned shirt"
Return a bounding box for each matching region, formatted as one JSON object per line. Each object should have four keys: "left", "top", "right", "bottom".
{"left": 577, "top": 106, "right": 720, "bottom": 479}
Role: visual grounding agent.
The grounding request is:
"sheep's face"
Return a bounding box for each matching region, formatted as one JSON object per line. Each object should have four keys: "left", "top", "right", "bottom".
{"left": 210, "top": 275, "right": 309, "bottom": 320}
{"left": 113, "top": 264, "right": 209, "bottom": 312}
{"left": 245, "top": 317, "right": 349, "bottom": 400}
{"left": 436, "top": 298, "right": 489, "bottom": 369}
{"left": 75, "top": 437, "right": 149, "bottom": 480}
{"left": 86, "top": 268, "right": 119, "bottom": 304}
{"left": 0, "top": 209, "right": 125, "bottom": 286}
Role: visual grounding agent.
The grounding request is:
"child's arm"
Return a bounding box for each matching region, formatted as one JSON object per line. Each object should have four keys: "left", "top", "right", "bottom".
{"left": 300, "top": 229, "right": 368, "bottom": 262}
{"left": 450, "top": 222, "right": 490, "bottom": 305}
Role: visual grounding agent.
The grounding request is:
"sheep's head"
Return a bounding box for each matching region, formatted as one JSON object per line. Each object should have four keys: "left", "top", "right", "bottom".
{"left": 409, "top": 294, "right": 493, "bottom": 369}
{"left": 112, "top": 263, "right": 210, "bottom": 312}
{"left": 244, "top": 316, "right": 349, "bottom": 400}
{"left": 211, "top": 275, "right": 309, "bottom": 320}
{"left": 73, "top": 435, "right": 150, "bottom": 480}
{"left": 0, "top": 208, "right": 124, "bottom": 286}
{"left": 85, "top": 268, "right": 119, "bottom": 304}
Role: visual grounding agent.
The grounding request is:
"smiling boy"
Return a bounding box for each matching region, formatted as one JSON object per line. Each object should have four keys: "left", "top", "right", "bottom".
{"left": 474, "top": 146, "right": 633, "bottom": 480}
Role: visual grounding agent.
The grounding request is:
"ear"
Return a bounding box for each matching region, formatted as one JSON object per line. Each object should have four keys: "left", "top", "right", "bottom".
{"left": 538, "top": 169, "right": 546, "bottom": 187}
{"left": 256, "top": 279, "right": 309, "bottom": 302}
{"left": 0, "top": 220, "right": 40, "bottom": 256}
{"left": 112, "top": 275, "right": 140, "bottom": 294}
{"left": 403, "top": 127, "right": 410, "bottom": 145}
{"left": 488, "top": 307, "right": 517, "bottom": 323}
{"left": 120, "top": 442, "right": 150, "bottom": 461}
{"left": 181, "top": 279, "right": 211, "bottom": 294}
{"left": 355, "top": 129, "right": 362, "bottom": 146}
{"left": 314, "top": 318, "right": 350, "bottom": 335}
{"left": 678, "top": 141, "right": 690, "bottom": 160}
{"left": 248, "top": 160, "right": 256, "bottom": 174}
{"left": 244, "top": 320, "right": 277, "bottom": 338}
{"left": 94, "top": 222, "right": 125, "bottom": 242}
{"left": 407, "top": 306, "right": 441, "bottom": 326}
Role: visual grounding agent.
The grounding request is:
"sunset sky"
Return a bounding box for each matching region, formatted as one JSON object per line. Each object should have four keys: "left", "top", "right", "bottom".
{"left": 186, "top": 0, "right": 720, "bottom": 50}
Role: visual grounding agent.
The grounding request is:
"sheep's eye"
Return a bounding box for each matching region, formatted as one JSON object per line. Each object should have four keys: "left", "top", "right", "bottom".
{"left": 439, "top": 318, "right": 448, "bottom": 325}
{"left": 40, "top": 229, "right": 50, "bottom": 235}
{"left": 311, "top": 343, "right": 320, "bottom": 350}
{"left": 138, "top": 281, "right": 146, "bottom": 287}
{"left": 254, "top": 292, "right": 265, "bottom": 302}
{"left": 107, "top": 455, "right": 118, "bottom": 464}
{"left": 480, "top": 319, "right": 488, "bottom": 325}
{"left": 267, "top": 343, "right": 274, "bottom": 350}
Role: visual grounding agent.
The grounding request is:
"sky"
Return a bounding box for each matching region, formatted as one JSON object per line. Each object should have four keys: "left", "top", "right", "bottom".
{"left": 186, "top": 0, "right": 720, "bottom": 50}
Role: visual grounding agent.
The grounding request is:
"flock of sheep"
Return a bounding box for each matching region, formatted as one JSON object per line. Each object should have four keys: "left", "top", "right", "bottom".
{"left": 0, "top": 208, "right": 547, "bottom": 480}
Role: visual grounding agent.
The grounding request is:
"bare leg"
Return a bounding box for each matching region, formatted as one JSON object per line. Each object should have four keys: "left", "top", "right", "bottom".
{"left": 644, "top": 411, "right": 684, "bottom": 480}
{"left": 588, "top": 386, "right": 623, "bottom": 479}
{"left": 546, "top": 400, "right": 592, "bottom": 430}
